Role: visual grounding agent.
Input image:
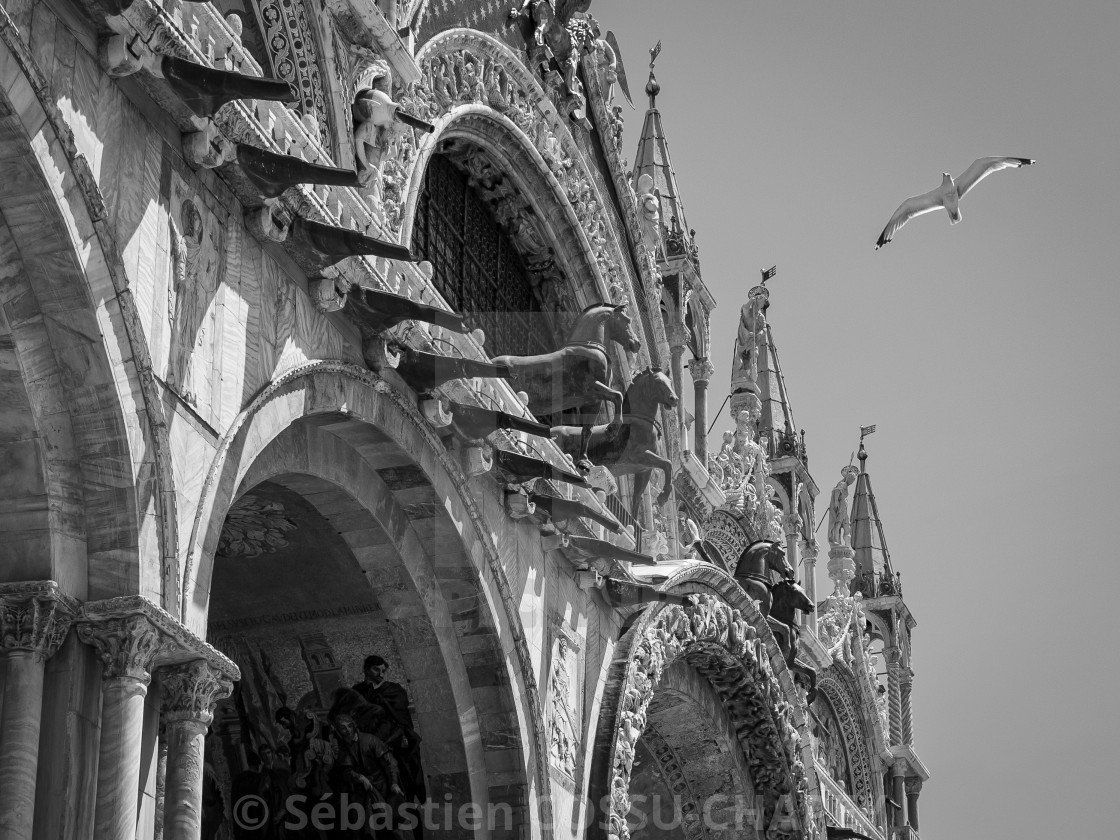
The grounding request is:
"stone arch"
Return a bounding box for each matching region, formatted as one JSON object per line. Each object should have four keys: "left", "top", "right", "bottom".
{"left": 184, "top": 360, "right": 552, "bottom": 836}
{"left": 0, "top": 29, "right": 175, "bottom": 606}
{"left": 588, "top": 564, "right": 816, "bottom": 840}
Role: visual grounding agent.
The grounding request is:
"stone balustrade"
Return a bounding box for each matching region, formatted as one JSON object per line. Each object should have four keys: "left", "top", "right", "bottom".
{"left": 817, "top": 765, "right": 885, "bottom": 840}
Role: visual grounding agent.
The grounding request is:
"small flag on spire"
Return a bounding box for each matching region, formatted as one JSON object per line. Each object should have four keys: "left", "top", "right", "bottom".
{"left": 649, "top": 40, "right": 662, "bottom": 68}
{"left": 860, "top": 424, "right": 877, "bottom": 438}
{"left": 761, "top": 265, "right": 777, "bottom": 284}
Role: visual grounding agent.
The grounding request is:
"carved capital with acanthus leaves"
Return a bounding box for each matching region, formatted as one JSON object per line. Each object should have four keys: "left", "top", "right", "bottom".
{"left": 0, "top": 581, "right": 79, "bottom": 662}
{"left": 689, "top": 357, "right": 715, "bottom": 384}
{"left": 798, "top": 537, "right": 819, "bottom": 564}
{"left": 159, "top": 659, "right": 234, "bottom": 725}
{"left": 77, "top": 613, "right": 169, "bottom": 685}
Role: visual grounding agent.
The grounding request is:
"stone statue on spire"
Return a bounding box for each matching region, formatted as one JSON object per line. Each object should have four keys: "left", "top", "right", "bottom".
{"left": 827, "top": 466, "right": 859, "bottom": 548}
{"left": 731, "top": 285, "right": 768, "bottom": 394}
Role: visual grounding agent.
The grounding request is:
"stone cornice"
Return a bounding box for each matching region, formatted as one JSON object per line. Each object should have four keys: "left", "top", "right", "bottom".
{"left": 77, "top": 596, "right": 239, "bottom": 683}
{"left": 0, "top": 581, "right": 80, "bottom": 661}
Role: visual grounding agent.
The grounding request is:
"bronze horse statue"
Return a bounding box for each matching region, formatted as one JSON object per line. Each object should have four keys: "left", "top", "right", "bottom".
{"left": 492, "top": 302, "right": 642, "bottom": 465}
{"left": 733, "top": 539, "right": 794, "bottom": 617}
{"left": 550, "top": 367, "right": 678, "bottom": 519}
{"left": 769, "top": 578, "right": 817, "bottom": 700}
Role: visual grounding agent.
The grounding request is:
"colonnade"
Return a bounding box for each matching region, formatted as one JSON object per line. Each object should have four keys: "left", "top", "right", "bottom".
{"left": 0, "top": 583, "right": 236, "bottom": 840}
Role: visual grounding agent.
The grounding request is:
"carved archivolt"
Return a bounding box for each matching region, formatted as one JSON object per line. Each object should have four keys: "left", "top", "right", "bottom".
{"left": 375, "top": 30, "right": 642, "bottom": 313}
{"left": 598, "top": 594, "right": 812, "bottom": 840}
{"left": 817, "top": 670, "right": 880, "bottom": 825}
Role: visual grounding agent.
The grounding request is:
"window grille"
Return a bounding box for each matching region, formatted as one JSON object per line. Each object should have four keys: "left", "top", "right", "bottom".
{"left": 410, "top": 154, "right": 552, "bottom": 358}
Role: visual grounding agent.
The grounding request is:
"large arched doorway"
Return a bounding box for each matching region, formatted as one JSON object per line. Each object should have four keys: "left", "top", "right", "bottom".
{"left": 188, "top": 366, "right": 549, "bottom": 837}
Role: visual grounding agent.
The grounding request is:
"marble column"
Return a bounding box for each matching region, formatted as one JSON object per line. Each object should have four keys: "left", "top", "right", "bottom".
{"left": 799, "top": 538, "right": 819, "bottom": 633}
{"left": 0, "top": 582, "right": 77, "bottom": 840}
{"left": 158, "top": 660, "right": 233, "bottom": 840}
{"left": 667, "top": 322, "right": 689, "bottom": 445}
{"left": 885, "top": 645, "right": 904, "bottom": 746}
{"left": 78, "top": 613, "right": 167, "bottom": 840}
{"left": 904, "top": 777, "right": 922, "bottom": 831}
{"left": 689, "top": 357, "right": 715, "bottom": 465}
{"left": 900, "top": 668, "right": 914, "bottom": 745}
{"left": 782, "top": 513, "right": 802, "bottom": 621}
{"left": 891, "top": 764, "right": 909, "bottom": 829}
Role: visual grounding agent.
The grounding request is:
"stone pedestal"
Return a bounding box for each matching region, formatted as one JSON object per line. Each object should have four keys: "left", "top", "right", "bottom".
{"left": 0, "top": 582, "right": 76, "bottom": 840}
{"left": 827, "top": 544, "right": 856, "bottom": 596}
{"left": 159, "top": 660, "right": 233, "bottom": 840}
{"left": 78, "top": 614, "right": 167, "bottom": 840}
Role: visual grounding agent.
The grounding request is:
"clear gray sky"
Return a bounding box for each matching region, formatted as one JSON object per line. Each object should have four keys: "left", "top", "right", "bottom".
{"left": 595, "top": 1, "right": 1120, "bottom": 836}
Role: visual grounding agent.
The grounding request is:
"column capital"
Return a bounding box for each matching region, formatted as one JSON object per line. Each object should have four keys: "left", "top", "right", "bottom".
{"left": 77, "top": 613, "right": 169, "bottom": 684}
{"left": 0, "top": 581, "right": 79, "bottom": 662}
{"left": 159, "top": 659, "right": 234, "bottom": 726}
{"left": 904, "top": 777, "right": 923, "bottom": 795}
{"left": 666, "top": 322, "right": 690, "bottom": 350}
{"left": 798, "top": 538, "right": 819, "bottom": 562}
{"left": 782, "top": 513, "right": 804, "bottom": 539}
{"left": 689, "top": 357, "right": 715, "bottom": 383}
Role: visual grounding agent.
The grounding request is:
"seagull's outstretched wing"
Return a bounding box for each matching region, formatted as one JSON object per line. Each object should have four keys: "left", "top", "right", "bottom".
{"left": 875, "top": 189, "right": 944, "bottom": 249}
{"left": 955, "top": 156, "right": 1035, "bottom": 199}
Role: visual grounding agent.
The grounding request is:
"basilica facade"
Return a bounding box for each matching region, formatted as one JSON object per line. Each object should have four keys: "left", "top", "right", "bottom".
{"left": 0, "top": 1, "right": 928, "bottom": 839}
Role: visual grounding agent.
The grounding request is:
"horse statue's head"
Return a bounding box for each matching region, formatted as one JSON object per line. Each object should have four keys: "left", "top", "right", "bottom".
{"left": 571, "top": 302, "right": 642, "bottom": 354}
{"left": 626, "top": 367, "right": 679, "bottom": 415}
{"left": 734, "top": 539, "right": 794, "bottom": 581}
{"left": 771, "top": 578, "right": 815, "bottom": 617}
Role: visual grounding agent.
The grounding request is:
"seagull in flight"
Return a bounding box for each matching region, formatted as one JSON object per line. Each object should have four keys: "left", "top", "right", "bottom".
{"left": 875, "top": 157, "right": 1035, "bottom": 249}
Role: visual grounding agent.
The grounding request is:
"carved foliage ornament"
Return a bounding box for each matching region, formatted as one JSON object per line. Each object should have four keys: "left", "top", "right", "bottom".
{"left": 77, "top": 614, "right": 171, "bottom": 684}
{"left": 607, "top": 595, "right": 811, "bottom": 840}
{"left": 218, "top": 494, "right": 298, "bottom": 558}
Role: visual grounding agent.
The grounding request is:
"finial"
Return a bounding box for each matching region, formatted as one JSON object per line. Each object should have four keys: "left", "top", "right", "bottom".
{"left": 646, "top": 40, "right": 662, "bottom": 108}
{"left": 857, "top": 424, "right": 875, "bottom": 471}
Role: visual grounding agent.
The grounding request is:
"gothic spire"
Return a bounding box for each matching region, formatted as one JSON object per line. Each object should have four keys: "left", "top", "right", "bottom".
{"left": 849, "top": 438, "right": 899, "bottom": 597}
{"left": 632, "top": 43, "right": 694, "bottom": 260}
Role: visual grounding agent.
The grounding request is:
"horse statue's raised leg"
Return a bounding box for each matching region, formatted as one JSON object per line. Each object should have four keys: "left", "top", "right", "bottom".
{"left": 577, "top": 381, "right": 624, "bottom": 473}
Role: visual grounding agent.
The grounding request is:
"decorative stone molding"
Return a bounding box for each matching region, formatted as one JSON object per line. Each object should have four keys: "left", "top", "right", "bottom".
{"left": 159, "top": 659, "right": 235, "bottom": 724}
{"left": 0, "top": 581, "right": 79, "bottom": 661}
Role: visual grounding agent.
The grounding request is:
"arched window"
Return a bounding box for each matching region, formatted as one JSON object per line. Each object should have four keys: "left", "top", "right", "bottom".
{"left": 410, "top": 154, "right": 552, "bottom": 357}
